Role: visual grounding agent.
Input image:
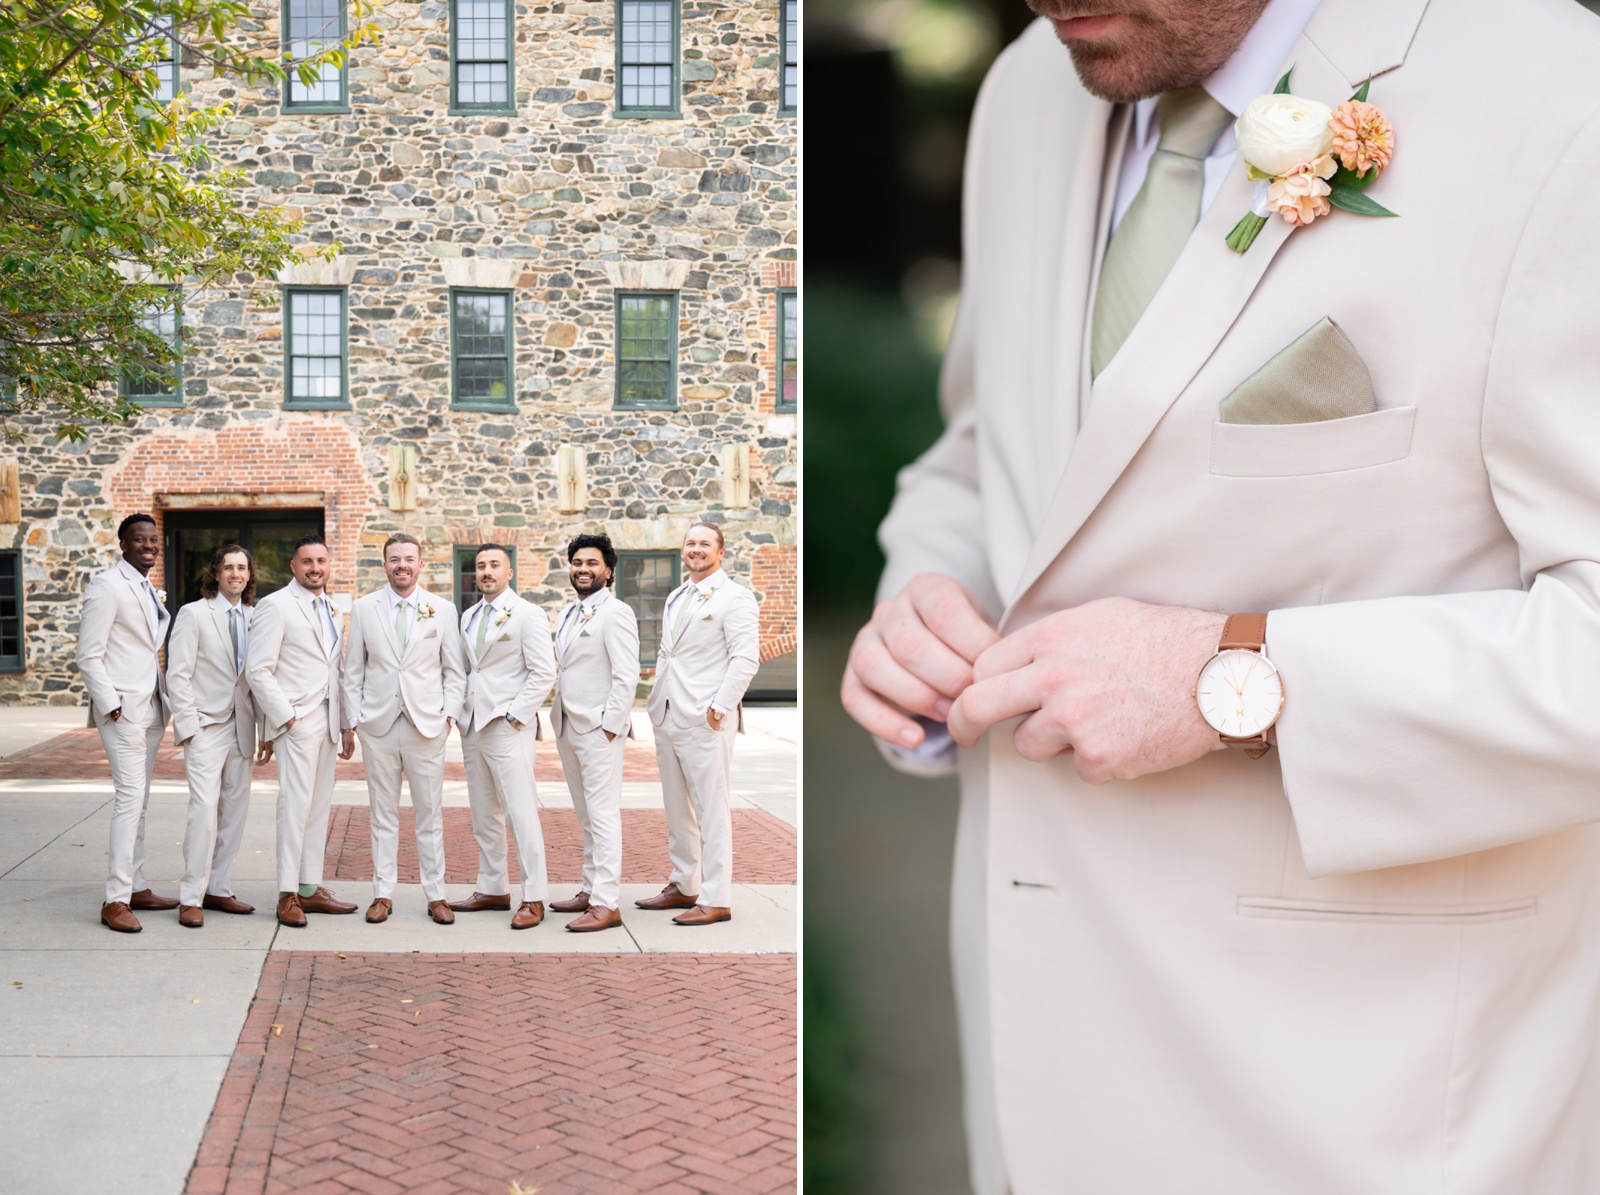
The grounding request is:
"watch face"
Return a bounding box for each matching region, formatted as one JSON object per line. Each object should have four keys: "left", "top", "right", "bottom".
{"left": 1196, "top": 650, "right": 1284, "bottom": 738}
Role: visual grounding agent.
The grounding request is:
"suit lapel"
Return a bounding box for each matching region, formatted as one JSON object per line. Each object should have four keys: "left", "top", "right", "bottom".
{"left": 478, "top": 596, "right": 518, "bottom": 664}
{"left": 1005, "top": 36, "right": 1350, "bottom": 618}
{"left": 206, "top": 601, "right": 233, "bottom": 675}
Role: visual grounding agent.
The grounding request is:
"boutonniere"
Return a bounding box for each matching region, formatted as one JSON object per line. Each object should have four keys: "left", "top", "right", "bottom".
{"left": 155, "top": 589, "right": 168, "bottom": 605}
{"left": 417, "top": 604, "right": 436, "bottom": 621}
{"left": 1226, "top": 71, "right": 1396, "bottom": 254}
{"left": 696, "top": 586, "right": 718, "bottom": 605}
{"left": 493, "top": 608, "right": 512, "bottom": 628}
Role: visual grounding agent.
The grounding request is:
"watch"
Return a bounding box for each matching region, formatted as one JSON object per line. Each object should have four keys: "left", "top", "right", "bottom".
{"left": 1194, "top": 613, "right": 1284, "bottom": 759}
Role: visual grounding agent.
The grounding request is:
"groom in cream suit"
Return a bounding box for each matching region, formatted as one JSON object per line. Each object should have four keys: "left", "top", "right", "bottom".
{"left": 640, "top": 522, "right": 759, "bottom": 925}
{"left": 549, "top": 533, "right": 640, "bottom": 932}
{"left": 449, "top": 543, "right": 556, "bottom": 929}
{"left": 247, "top": 534, "right": 358, "bottom": 928}
{"left": 167, "top": 544, "right": 271, "bottom": 927}
{"left": 77, "top": 513, "right": 178, "bottom": 932}
{"left": 843, "top": 0, "right": 1600, "bottom": 1191}
{"left": 343, "top": 533, "right": 466, "bottom": 925}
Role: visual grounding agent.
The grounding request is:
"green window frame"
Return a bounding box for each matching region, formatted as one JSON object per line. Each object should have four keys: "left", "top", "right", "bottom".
{"left": 450, "top": 289, "right": 515, "bottom": 409}
{"left": 776, "top": 288, "right": 797, "bottom": 412}
{"left": 454, "top": 544, "right": 518, "bottom": 611}
{"left": 614, "top": 0, "right": 680, "bottom": 118}
{"left": 0, "top": 549, "right": 22, "bottom": 673}
{"left": 282, "top": 0, "right": 349, "bottom": 112}
{"left": 120, "top": 287, "right": 183, "bottom": 407}
{"left": 450, "top": 0, "right": 515, "bottom": 114}
{"left": 614, "top": 291, "right": 677, "bottom": 410}
{"left": 615, "top": 550, "right": 679, "bottom": 668}
{"left": 283, "top": 287, "right": 349, "bottom": 409}
{"left": 779, "top": 0, "right": 796, "bottom": 114}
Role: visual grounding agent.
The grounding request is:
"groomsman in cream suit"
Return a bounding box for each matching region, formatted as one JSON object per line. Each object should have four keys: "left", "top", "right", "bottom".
{"left": 166, "top": 544, "right": 271, "bottom": 927}
{"left": 449, "top": 543, "right": 557, "bottom": 929}
{"left": 549, "top": 533, "right": 640, "bottom": 932}
{"left": 77, "top": 513, "right": 179, "bottom": 932}
{"left": 247, "top": 534, "right": 358, "bottom": 928}
{"left": 343, "top": 533, "right": 466, "bottom": 926}
{"left": 841, "top": 0, "right": 1600, "bottom": 1190}
{"left": 640, "top": 521, "right": 759, "bottom": 925}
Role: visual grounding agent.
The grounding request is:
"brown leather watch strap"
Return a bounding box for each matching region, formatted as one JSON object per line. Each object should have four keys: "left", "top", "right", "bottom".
{"left": 1218, "top": 612, "right": 1268, "bottom": 653}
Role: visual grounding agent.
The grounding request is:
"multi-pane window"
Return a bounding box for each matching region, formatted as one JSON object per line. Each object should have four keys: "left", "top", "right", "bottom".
{"left": 284, "top": 288, "right": 347, "bottom": 407}
{"left": 283, "top": 0, "right": 347, "bottom": 109}
{"left": 616, "top": 0, "right": 678, "bottom": 114}
{"left": 780, "top": 0, "right": 797, "bottom": 113}
{"left": 150, "top": 19, "right": 179, "bottom": 102}
{"left": 452, "top": 0, "right": 513, "bottom": 112}
{"left": 451, "top": 290, "right": 514, "bottom": 408}
{"left": 0, "top": 550, "right": 21, "bottom": 673}
{"left": 454, "top": 544, "right": 517, "bottom": 611}
{"left": 121, "top": 290, "right": 182, "bottom": 406}
{"left": 615, "top": 551, "right": 679, "bottom": 668}
{"left": 615, "top": 291, "right": 677, "bottom": 409}
{"left": 777, "top": 289, "right": 797, "bottom": 412}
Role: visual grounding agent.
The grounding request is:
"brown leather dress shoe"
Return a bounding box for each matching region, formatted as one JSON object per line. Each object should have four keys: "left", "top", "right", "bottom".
{"left": 548, "top": 891, "right": 591, "bottom": 913}
{"left": 101, "top": 902, "right": 142, "bottom": 933}
{"left": 429, "top": 900, "right": 456, "bottom": 925}
{"left": 276, "top": 894, "right": 307, "bottom": 928}
{"left": 511, "top": 901, "right": 545, "bottom": 930}
{"left": 447, "top": 891, "right": 511, "bottom": 912}
{"left": 202, "top": 893, "right": 255, "bottom": 915}
{"left": 566, "top": 904, "right": 622, "bottom": 933}
{"left": 179, "top": 905, "right": 204, "bottom": 928}
{"left": 299, "top": 887, "right": 357, "bottom": 914}
{"left": 129, "top": 888, "right": 179, "bottom": 911}
{"left": 366, "top": 898, "right": 391, "bottom": 924}
{"left": 672, "top": 904, "right": 732, "bottom": 926}
{"left": 634, "top": 883, "right": 698, "bottom": 911}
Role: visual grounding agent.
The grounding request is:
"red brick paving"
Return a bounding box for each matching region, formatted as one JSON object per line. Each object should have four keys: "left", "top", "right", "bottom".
{"left": 325, "top": 807, "right": 797, "bottom": 887}
{"left": 0, "top": 726, "right": 660, "bottom": 782}
{"left": 185, "top": 952, "right": 797, "bottom": 1195}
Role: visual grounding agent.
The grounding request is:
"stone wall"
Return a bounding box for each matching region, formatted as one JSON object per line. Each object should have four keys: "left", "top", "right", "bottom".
{"left": 0, "top": 0, "right": 796, "bottom": 704}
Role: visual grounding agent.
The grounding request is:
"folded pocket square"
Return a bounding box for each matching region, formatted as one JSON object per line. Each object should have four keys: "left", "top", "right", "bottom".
{"left": 1219, "top": 317, "right": 1378, "bottom": 425}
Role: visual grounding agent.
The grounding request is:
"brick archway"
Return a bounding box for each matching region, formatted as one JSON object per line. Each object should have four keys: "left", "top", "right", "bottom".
{"left": 103, "top": 419, "right": 376, "bottom": 595}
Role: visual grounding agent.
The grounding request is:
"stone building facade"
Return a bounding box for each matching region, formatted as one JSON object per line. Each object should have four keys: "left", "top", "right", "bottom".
{"left": 0, "top": 0, "right": 798, "bottom": 703}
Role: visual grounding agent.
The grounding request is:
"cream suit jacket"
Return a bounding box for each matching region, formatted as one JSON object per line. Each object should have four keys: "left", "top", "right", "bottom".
{"left": 551, "top": 590, "right": 640, "bottom": 739}
{"left": 167, "top": 598, "right": 256, "bottom": 758}
{"left": 876, "top": 2, "right": 1600, "bottom": 1192}
{"left": 246, "top": 581, "right": 343, "bottom": 743}
{"left": 76, "top": 561, "right": 170, "bottom": 728}
{"left": 456, "top": 592, "right": 555, "bottom": 736}
{"left": 645, "top": 578, "right": 759, "bottom": 732}
{"left": 342, "top": 588, "right": 466, "bottom": 740}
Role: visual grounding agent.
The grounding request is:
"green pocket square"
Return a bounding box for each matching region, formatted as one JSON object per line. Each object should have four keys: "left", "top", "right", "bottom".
{"left": 1219, "top": 317, "right": 1378, "bottom": 425}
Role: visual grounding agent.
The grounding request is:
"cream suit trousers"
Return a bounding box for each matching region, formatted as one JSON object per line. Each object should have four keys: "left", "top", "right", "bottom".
{"left": 655, "top": 719, "right": 735, "bottom": 908}
{"left": 101, "top": 712, "right": 166, "bottom": 904}
{"left": 179, "top": 719, "right": 252, "bottom": 907}
{"left": 274, "top": 703, "right": 337, "bottom": 893}
{"left": 460, "top": 718, "right": 548, "bottom": 903}
{"left": 362, "top": 715, "right": 448, "bottom": 902}
{"left": 554, "top": 720, "right": 626, "bottom": 910}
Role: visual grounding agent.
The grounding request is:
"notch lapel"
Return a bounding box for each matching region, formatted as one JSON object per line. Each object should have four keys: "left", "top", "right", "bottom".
{"left": 206, "top": 601, "right": 232, "bottom": 675}
{"left": 1004, "top": 37, "right": 1350, "bottom": 621}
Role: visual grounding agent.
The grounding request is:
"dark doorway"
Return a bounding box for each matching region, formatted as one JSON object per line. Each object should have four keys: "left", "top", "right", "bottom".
{"left": 162, "top": 508, "right": 326, "bottom": 617}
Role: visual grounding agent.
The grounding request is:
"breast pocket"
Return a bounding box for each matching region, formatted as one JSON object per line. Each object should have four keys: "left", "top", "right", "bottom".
{"left": 1211, "top": 406, "right": 1416, "bottom": 478}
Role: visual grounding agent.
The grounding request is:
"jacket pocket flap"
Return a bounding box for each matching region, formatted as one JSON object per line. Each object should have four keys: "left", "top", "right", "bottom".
{"left": 1211, "top": 405, "right": 1415, "bottom": 478}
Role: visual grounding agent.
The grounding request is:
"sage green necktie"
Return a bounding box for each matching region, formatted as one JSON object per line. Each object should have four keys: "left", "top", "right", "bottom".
{"left": 670, "top": 587, "right": 696, "bottom": 643}
{"left": 228, "top": 607, "right": 239, "bottom": 675}
{"left": 394, "top": 600, "right": 409, "bottom": 650}
{"left": 1090, "top": 87, "right": 1234, "bottom": 379}
{"left": 474, "top": 603, "right": 491, "bottom": 656}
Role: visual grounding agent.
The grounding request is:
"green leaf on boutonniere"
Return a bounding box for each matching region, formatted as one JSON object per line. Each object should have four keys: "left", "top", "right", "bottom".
{"left": 1350, "top": 77, "right": 1372, "bottom": 103}
{"left": 1327, "top": 182, "right": 1396, "bottom": 217}
{"left": 1334, "top": 164, "right": 1377, "bottom": 191}
{"left": 1246, "top": 164, "right": 1276, "bottom": 182}
{"left": 1273, "top": 68, "right": 1293, "bottom": 94}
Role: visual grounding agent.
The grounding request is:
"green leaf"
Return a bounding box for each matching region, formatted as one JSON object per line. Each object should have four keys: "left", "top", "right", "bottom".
{"left": 1332, "top": 164, "right": 1376, "bottom": 191}
{"left": 1273, "top": 68, "right": 1293, "bottom": 95}
{"left": 1327, "top": 183, "right": 1397, "bottom": 217}
{"left": 1350, "top": 77, "right": 1371, "bottom": 103}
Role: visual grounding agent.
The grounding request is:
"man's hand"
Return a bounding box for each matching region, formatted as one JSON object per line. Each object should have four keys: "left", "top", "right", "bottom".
{"left": 446, "top": 716, "right": 454, "bottom": 732}
{"left": 947, "top": 597, "right": 1225, "bottom": 784}
{"left": 706, "top": 708, "right": 725, "bottom": 731}
{"left": 338, "top": 728, "right": 356, "bottom": 760}
{"left": 109, "top": 708, "right": 122, "bottom": 721}
{"left": 604, "top": 729, "right": 617, "bottom": 742}
{"left": 284, "top": 715, "right": 296, "bottom": 731}
{"left": 841, "top": 573, "right": 1000, "bottom": 748}
{"left": 255, "top": 740, "right": 274, "bottom": 766}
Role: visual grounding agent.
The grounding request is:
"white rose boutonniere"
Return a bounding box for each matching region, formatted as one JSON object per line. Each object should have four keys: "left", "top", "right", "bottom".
{"left": 1227, "top": 71, "right": 1396, "bottom": 253}
{"left": 493, "top": 608, "right": 512, "bottom": 628}
{"left": 155, "top": 589, "right": 168, "bottom": 604}
{"left": 417, "top": 604, "right": 436, "bottom": 621}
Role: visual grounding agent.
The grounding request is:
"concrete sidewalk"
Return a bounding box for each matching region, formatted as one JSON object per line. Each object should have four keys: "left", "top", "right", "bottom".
{"left": 0, "top": 706, "right": 796, "bottom": 1195}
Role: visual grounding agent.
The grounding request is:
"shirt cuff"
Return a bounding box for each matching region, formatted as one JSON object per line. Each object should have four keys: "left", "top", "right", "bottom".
{"left": 879, "top": 717, "right": 958, "bottom": 771}
{"left": 709, "top": 702, "right": 730, "bottom": 716}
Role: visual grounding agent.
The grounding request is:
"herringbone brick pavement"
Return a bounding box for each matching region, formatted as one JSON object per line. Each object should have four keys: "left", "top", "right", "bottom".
{"left": 0, "top": 726, "right": 660, "bottom": 783}
{"left": 185, "top": 952, "right": 797, "bottom": 1195}
{"left": 325, "top": 806, "right": 797, "bottom": 887}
